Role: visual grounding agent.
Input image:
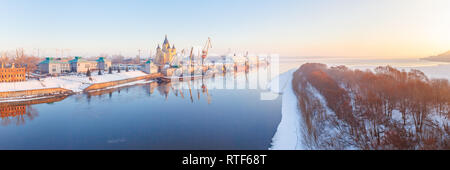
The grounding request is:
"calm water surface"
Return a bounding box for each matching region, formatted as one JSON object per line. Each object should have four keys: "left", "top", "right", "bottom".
{"left": 0, "top": 68, "right": 281, "bottom": 150}
{"left": 4, "top": 57, "right": 442, "bottom": 150}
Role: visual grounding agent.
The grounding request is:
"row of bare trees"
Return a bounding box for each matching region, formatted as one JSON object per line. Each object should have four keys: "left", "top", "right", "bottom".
{"left": 292, "top": 63, "right": 449, "bottom": 150}
{"left": 1, "top": 48, "right": 41, "bottom": 76}
{"left": 1, "top": 49, "right": 143, "bottom": 72}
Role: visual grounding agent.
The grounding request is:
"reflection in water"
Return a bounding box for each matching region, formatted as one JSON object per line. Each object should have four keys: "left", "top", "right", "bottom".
{"left": 0, "top": 66, "right": 280, "bottom": 150}
{"left": 0, "top": 104, "right": 30, "bottom": 126}
{"left": 153, "top": 78, "right": 213, "bottom": 104}
{"left": 157, "top": 82, "right": 171, "bottom": 100}
{"left": 148, "top": 81, "right": 158, "bottom": 95}
{"left": 84, "top": 80, "right": 214, "bottom": 104}
{"left": 0, "top": 96, "right": 67, "bottom": 126}
{"left": 83, "top": 66, "right": 269, "bottom": 105}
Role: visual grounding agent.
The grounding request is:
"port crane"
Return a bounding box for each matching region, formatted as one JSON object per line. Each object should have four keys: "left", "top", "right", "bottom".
{"left": 201, "top": 37, "right": 212, "bottom": 74}
{"left": 189, "top": 47, "right": 194, "bottom": 76}
{"left": 201, "top": 37, "right": 212, "bottom": 61}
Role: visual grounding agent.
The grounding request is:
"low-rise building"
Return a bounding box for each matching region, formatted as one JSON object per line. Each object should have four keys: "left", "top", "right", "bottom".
{"left": 96, "top": 57, "right": 112, "bottom": 71}
{"left": 143, "top": 60, "right": 158, "bottom": 74}
{"left": 0, "top": 63, "right": 26, "bottom": 82}
{"left": 162, "top": 67, "right": 177, "bottom": 76}
{"left": 69, "top": 57, "right": 98, "bottom": 73}
{"left": 39, "top": 57, "right": 70, "bottom": 75}
{"left": 112, "top": 64, "right": 141, "bottom": 71}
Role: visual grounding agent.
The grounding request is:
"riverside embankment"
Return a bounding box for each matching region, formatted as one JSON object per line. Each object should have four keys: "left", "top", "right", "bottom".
{"left": 0, "top": 71, "right": 162, "bottom": 103}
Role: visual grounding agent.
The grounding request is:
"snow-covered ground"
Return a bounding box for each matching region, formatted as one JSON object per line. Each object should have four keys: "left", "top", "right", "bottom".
{"left": 270, "top": 58, "right": 450, "bottom": 150}
{"left": 0, "top": 71, "right": 149, "bottom": 93}
{"left": 59, "top": 71, "right": 148, "bottom": 84}
{"left": 268, "top": 69, "right": 305, "bottom": 150}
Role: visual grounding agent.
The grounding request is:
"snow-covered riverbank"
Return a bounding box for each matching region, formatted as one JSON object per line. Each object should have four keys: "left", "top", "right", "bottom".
{"left": 270, "top": 61, "right": 450, "bottom": 150}
{"left": 0, "top": 71, "right": 149, "bottom": 93}
{"left": 0, "top": 71, "right": 153, "bottom": 103}
{"left": 268, "top": 69, "right": 305, "bottom": 150}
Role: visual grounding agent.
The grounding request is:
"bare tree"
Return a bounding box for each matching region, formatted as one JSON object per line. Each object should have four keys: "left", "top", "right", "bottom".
{"left": 0, "top": 51, "right": 10, "bottom": 64}
{"left": 12, "top": 48, "right": 40, "bottom": 76}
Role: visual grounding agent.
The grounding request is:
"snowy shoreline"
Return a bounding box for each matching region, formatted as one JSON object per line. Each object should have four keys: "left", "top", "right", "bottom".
{"left": 0, "top": 71, "right": 149, "bottom": 93}
{"left": 269, "top": 62, "right": 450, "bottom": 150}
{"left": 268, "top": 69, "right": 305, "bottom": 150}
{"left": 0, "top": 94, "right": 71, "bottom": 103}
{"left": 0, "top": 71, "right": 153, "bottom": 103}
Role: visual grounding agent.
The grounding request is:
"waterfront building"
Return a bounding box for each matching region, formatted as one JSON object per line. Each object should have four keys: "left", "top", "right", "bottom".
{"left": 143, "top": 59, "right": 158, "bottom": 74}
{"left": 112, "top": 64, "right": 141, "bottom": 71}
{"left": 38, "top": 57, "right": 71, "bottom": 75}
{"left": 127, "top": 64, "right": 141, "bottom": 70}
{"left": 0, "top": 63, "right": 26, "bottom": 82}
{"left": 96, "top": 57, "right": 112, "bottom": 71}
{"left": 161, "top": 67, "right": 177, "bottom": 77}
{"left": 154, "top": 35, "right": 177, "bottom": 67}
{"left": 69, "top": 56, "right": 98, "bottom": 73}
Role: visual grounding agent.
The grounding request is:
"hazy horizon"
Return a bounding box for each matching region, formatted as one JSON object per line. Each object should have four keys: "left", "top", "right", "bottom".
{"left": 1, "top": 0, "right": 449, "bottom": 58}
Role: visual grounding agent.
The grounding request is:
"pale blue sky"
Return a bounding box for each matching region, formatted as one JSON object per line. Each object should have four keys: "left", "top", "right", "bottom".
{"left": 1, "top": 0, "right": 449, "bottom": 58}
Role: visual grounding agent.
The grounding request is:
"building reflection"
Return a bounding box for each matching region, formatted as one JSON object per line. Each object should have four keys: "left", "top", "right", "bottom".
{"left": 83, "top": 66, "right": 266, "bottom": 104}
{"left": 0, "top": 105, "right": 27, "bottom": 125}
{"left": 152, "top": 79, "right": 212, "bottom": 104}
{"left": 87, "top": 87, "right": 126, "bottom": 97}
{"left": 1, "top": 66, "right": 268, "bottom": 127}
{"left": 157, "top": 82, "right": 171, "bottom": 100}
{"left": 0, "top": 96, "right": 67, "bottom": 126}
{"left": 147, "top": 81, "right": 158, "bottom": 95}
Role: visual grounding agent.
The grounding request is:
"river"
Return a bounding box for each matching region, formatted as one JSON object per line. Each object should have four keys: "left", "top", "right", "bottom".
{"left": 2, "top": 57, "right": 449, "bottom": 150}
{"left": 0, "top": 67, "right": 281, "bottom": 150}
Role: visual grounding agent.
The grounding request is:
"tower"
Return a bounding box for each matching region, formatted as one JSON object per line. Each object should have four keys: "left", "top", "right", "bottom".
{"left": 154, "top": 35, "right": 177, "bottom": 66}
{"left": 163, "top": 34, "right": 170, "bottom": 49}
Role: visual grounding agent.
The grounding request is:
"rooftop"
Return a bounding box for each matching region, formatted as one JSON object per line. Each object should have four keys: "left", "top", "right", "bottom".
{"left": 0, "top": 63, "right": 26, "bottom": 69}
{"left": 40, "top": 57, "right": 70, "bottom": 64}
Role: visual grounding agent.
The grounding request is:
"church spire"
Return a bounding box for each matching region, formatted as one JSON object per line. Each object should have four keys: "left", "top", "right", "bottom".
{"left": 163, "top": 34, "right": 169, "bottom": 45}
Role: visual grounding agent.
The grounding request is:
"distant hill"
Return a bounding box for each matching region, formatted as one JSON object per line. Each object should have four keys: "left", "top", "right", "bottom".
{"left": 422, "top": 50, "right": 450, "bottom": 62}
